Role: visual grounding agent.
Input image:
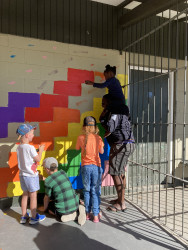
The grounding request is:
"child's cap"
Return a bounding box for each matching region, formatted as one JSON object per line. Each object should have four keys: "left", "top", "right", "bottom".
{"left": 16, "top": 124, "right": 37, "bottom": 139}
{"left": 43, "top": 157, "right": 58, "bottom": 169}
{"left": 83, "top": 116, "right": 96, "bottom": 126}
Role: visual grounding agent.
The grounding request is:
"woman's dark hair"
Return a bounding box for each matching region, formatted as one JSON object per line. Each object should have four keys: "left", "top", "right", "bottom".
{"left": 103, "top": 94, "right": 113, "bottom": 102}
{"left": 104, "top": 64, "right": 116, "bottom": 75}
{"left": 103, "top": 94, "right": 125, "bottom": 107}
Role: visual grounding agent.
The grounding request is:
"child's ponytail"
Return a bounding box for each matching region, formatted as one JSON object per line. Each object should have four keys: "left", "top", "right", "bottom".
{"left": 83, "top": 130, "right": 89, "bottom": 157}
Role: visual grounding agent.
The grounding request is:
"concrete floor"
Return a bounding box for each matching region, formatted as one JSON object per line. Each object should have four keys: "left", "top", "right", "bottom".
{"left": 129, "top": 187, "right": 188, "bottom": 242}
{"left": 0, "top": 197, "right": 187, "bottom": 250}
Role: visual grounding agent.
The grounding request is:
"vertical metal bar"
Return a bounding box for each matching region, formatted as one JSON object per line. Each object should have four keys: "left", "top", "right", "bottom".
{"left": 173, "top": 0, "right": 179, "bottom": 232}
{"left": 141, "top": 19, "right": 146, "bottom": 210}
{"left": 138, "top": 21, "right": 143, "bottom": 208}
{"left": 182, "top": 0, "right": 187, "bottom": 237}
{"left": 136, "top": 22, "right": 139, "bottom": 205}
{"left": 128, "top": 45, "right": 131, "bottom": 199}
{"left": 158, "top": 11, "right": 164, "bottom": 222}
{"left": 166, "top": 8, "right": 172, "bottom": 226}
{"left": 125, "top": 49, "right": 127, "bottom": 88}
{"left": 159, "top": 79, "right": 162, "bottom": 220}
{"left": 131, "top": 24, "right": 135, "bottom": 202}
{"left": 133, "top": 43, "right": 136, "bottom": 203}
{"left": 146, "top": 18, "right": 151, "bottom": 213}
{"left": 128, "top": 35, "right": 131, "bottom": 197}
{"left": 125, "top": 47, "right": 128, "bottom": 198}
{"left": 145, "top": 20, "right": 148, "bottom": 212}
{"left": 131, "top": 69, "right": 134, "bottom": 199}
{"left": 151, "top": 16, "right": 157, "bottom": 218}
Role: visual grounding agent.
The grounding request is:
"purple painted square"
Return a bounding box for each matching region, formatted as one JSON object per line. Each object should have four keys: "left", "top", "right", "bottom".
{"left": 8, "top": 107, "right": 25, "bottom": 123}
{"left": 8, "top": 92, "right": 40, "bottom": 108}
{"left": 0, "top": 107, "right": 9, "bottom": 122}
{"left": 0, "top": 123, "right": 8, "bottom": 138}
{"left": 0, "top": 92, "right": 41, "bottom": 138}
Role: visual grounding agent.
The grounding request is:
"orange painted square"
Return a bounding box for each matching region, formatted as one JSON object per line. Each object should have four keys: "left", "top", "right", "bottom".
{"left": 53, "top": 107, "right": 80, "bottom": 123}
{"left": 40, "top": 122, "right": 68, "bottom": 137}
{"left": 9, "top": 152, "right": 18, "bottom": 169}
{"left": 0, "top": 182, "right": 8, "bottom": 197}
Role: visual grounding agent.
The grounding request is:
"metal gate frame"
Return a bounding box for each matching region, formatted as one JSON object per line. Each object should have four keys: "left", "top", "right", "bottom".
{"left": 124, "top": 3, "right": 188, "bottom": 242}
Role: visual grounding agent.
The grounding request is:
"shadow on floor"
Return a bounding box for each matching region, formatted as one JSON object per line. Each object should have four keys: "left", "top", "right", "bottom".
{"left": 2, "top": 208, "right": 115, "bottom": 250}
{"left": 33, "top": 223, "right": 116, "bottom": 250}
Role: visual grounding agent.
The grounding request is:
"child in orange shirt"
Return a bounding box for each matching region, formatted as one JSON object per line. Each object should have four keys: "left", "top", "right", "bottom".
{"left": 76, "top": 116, "right": 104, "bottom": 223}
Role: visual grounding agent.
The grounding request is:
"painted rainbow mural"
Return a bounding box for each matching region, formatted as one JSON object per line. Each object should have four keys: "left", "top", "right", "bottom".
{"left": 0, "top": 66, "right": 127, "bottom": 198}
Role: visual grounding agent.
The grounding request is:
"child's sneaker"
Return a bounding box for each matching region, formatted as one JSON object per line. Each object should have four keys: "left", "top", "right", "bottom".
{"left": 20, "top": 212, "right": 29, "bottom": 224}
{"left": 61, "top": 211, "right": 77, "bottom": 223}
{"left": 29, "top": 213, "right": 46, "bottom": 225}
{"left": 78, "top": 205, "right": 86, "bottom": 226}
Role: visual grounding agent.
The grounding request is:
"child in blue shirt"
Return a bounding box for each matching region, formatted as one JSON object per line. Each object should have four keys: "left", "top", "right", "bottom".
{"left": 85, "top": 64, "right": 125, "bottom": 104}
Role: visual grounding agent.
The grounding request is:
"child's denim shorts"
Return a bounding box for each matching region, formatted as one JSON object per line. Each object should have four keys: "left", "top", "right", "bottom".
{"left": 20, "top": 175, "right": 40, "bottom": 192}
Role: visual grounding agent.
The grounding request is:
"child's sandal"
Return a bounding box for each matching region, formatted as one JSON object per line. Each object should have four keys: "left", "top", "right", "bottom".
{"left": 93, "top": 217, "right": 99, "bottom": 223}
{"left": 86, "top": 213, "right": 92, "bottom": 220}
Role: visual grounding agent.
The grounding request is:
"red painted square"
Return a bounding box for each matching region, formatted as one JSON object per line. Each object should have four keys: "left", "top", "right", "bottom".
{"left": 54, "top": 81, "right": 82, "bottom": 96}
{"left": 68, "top": 68, "right": 94, "bottom": 83}
{"left": 25, "top": 107, "right": 53, "bottom": 122}
{"left": 40, "top": 94, "right": 68, "bottom": 107}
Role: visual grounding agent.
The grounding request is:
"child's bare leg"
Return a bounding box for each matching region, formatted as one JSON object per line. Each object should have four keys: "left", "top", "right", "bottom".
{"left": 21, "top": 191, "right": 29, "bottom": 217}
{"left": 29, "top": 191, "right": 37, "bottom": 218}
{"left": 48, "top": 210, "right": 55, "bottom": 216}
{"left": 93, "top": 215, "right": 98, "bottom": 221}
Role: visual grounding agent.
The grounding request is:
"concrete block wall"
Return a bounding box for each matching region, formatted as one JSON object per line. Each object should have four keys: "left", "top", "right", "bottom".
{"left": 0, "top": 33, "right": 128, "bottom": 198}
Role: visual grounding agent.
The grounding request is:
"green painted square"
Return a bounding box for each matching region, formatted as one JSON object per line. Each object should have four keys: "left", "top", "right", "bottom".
{"left": 67, "top": 149, "right": 81, "bottom": 166}
{"left": 67, "top": 166, "right": 80, "bottom": 177}
{"left": 58, "top": 149, "right": 81, "bottom": 177}
{"left": 59, "top": 164, "right": 80, "bottom": 177}
{"left": 39, "top": 180, "right": 45, "bottom": 193}
{"left": 97, "top": 123, "right": 105, "bottom": 140}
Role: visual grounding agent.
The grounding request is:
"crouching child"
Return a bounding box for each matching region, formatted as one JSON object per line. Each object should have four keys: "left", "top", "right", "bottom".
{"left": 42, "top": 157, "right": 86, "bottom": 226}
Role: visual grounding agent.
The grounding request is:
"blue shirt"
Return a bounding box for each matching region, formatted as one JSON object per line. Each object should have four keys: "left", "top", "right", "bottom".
{"left": 93, "top": 77, "right": 124, "bottom": 101}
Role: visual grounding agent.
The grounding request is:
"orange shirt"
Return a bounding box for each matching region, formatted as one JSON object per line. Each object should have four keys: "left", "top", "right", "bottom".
{"left": 76, "top": 134, "right": 104, "bottom": 167}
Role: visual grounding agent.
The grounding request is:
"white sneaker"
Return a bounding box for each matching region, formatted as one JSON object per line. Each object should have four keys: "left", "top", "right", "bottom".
{"left": 20, "top": 212, "right": 29, "bottom": 224}
{"left": 78, "top": 205, "right": 86, "bottom": 226}
{"left": 61, "top": 211, "right": 77, "bottom": 223}
{"left": 29, "top": 213, "right": 46, "bottom": 225}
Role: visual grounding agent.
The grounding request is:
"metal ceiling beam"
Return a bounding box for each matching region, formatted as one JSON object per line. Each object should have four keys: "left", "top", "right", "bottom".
{"left": 117, "top": 0, "right": 133, "bottom": 9}
{"left": 117, "top": 0, "right": 148, "bottom": 10}
{"left": 171, "top": 1, "right": 188, "bottom": 12}
{"left": 119, "top": 0, "right": 185, "bottom": 28}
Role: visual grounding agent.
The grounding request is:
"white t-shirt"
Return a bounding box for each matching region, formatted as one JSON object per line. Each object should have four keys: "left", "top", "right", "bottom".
{"left": 17, "top": 144, "right": 38, "bottom": 177}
